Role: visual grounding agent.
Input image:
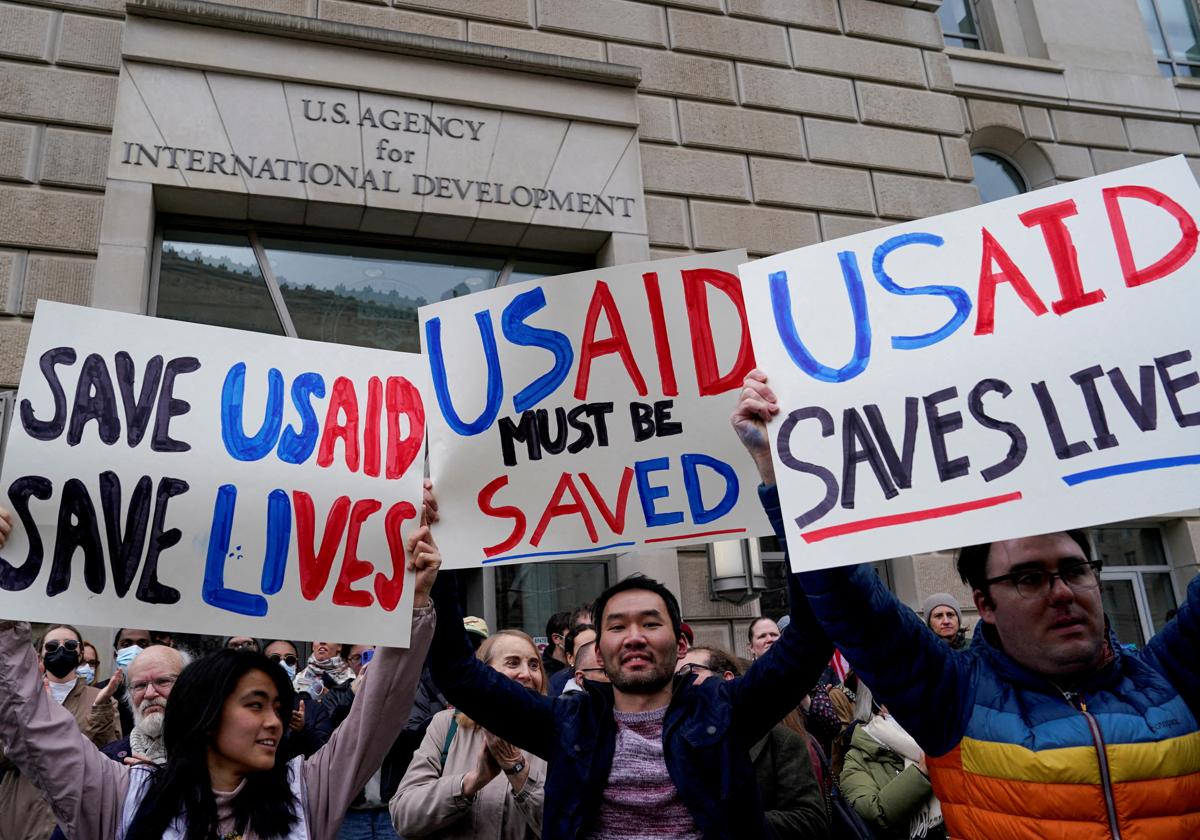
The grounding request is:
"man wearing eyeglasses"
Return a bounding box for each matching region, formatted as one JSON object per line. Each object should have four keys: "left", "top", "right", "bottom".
{"left": 100, "top": 644, "right": 190, "bottom": 766}
{"left": 734, "top": 370, "right": 1200, "bottom": 840}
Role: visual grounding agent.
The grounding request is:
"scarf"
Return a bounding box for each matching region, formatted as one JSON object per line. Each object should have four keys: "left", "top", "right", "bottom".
{"left": 861, "top": 715, "right": 944, "bottom": 839}
{"left": 294, "top": 654, "right": 354, "bottom": 696}
{"left": 129, "top": 725, "right": 168, "bottom": 765}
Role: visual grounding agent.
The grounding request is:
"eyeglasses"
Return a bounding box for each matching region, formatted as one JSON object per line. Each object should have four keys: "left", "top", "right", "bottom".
{"left": 268, "top": 653, "right": 298, "bottom": 666}
{"left": 984, "top": 560, "right": 1102, "bottom": 599}
{"left": 83, "top": 658, "right": 100, "bottom": 668}
{"left": 43, "top": 639, "right": 80, "bottom": 654}
{"left": 130, "top": 675, "right": 178, "bottom": 695}
{"left": 228, "top": 640, "right": 258, "bottom": 651}
{"left": 675, "top": 662, "right": 713, "bottom": 677}
{"left": 580, "top": 667, "right": 606, "bottom": 674}
{"left": 117, "top": 637, "right": 150, "bottom": 649}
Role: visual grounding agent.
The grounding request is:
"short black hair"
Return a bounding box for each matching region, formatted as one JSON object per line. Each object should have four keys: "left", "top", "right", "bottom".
{"left": 956, "top": 530, "right": 1095, "bottom": 592}
{"left": 113, "top": 628, "right": 152, "bottom": 649}
{"left": 564, "top": 623, "right": 595, "bottom": 657}
{"left": 570, "top": 603, "right": 594, "bottom": 627}
{"left": 542, "top": 611, "right": 571, "bottom": 656}
{"left": 593, "top": 575, "right": 683, "bottom": 642}
{"left": 693, "top": 645, "right": 740, "bottom": 677}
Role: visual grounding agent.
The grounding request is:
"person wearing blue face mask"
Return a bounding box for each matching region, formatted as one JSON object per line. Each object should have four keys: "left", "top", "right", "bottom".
{"left": 76, "top": 641, "right": 101, "bottom": 686}
{"left": 266, "top": 638, "right": 334, "bottom": 760}
{"left": 98, "top": 628, "right": 152, "bottom": 736}
{"left": 0, "top": 624, "right": 122, "bottom": 839}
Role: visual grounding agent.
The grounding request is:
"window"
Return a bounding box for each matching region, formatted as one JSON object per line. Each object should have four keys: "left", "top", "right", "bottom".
{"left": 1093, "top": 527, "right": 1179, "bottom": 647}
{"left": 939, "top": 0, "right": 982, "bottom": 49}
{"left": 1140, "top": 0, "right": 1200, "bottom": 76}
{"left": 154, "top": 224, "right": 590, "bottom": 353}
{"left": 494, "top": 560, "right": 611, "bottom": 642}
{"left": 971, "top": 152, "right": 1027, "bottom": 204}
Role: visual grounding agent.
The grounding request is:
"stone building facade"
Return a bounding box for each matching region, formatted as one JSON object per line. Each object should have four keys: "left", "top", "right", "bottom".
{"left": 1, "top": 0, "right": 1197, "bottom": 658}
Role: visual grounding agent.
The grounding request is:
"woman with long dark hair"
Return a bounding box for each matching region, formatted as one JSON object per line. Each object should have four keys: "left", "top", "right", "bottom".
{"left": 0, "top": 511, "right": 441, "bottom": 840}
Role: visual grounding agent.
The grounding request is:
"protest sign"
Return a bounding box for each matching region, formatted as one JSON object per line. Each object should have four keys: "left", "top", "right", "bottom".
{"left": 419, "top": 250, "right": 771, "bottom": 568}
{"left": 0, "top": 303, "right": 427, "bottom": 647}
{"left": 740, "top": 156, "right": 1200, "bottom": 570}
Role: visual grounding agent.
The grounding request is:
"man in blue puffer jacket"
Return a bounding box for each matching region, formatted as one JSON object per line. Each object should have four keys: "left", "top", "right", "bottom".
{"left": 734, "top": 369, "right": 1200, "bottom": 840}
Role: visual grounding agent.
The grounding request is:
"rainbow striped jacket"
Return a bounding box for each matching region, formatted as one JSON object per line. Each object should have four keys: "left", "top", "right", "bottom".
{"left": 798, "top": 561, "right": 1200, "bottom": 839}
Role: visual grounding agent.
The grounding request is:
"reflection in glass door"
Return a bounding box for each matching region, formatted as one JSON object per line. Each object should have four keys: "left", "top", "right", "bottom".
{"left": 1101, "top": 573, "right": 1147, "bottom": 647}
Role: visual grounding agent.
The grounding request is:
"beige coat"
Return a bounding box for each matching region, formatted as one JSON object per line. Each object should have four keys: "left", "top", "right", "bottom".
{"left": 391, "top": 708, "right": 545, "bottom": 840}
{"left": 0, "top": 676, "right": 119, "bottom": 840}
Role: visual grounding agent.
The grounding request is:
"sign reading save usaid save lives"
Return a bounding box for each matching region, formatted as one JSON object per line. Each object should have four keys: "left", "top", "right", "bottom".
{"left": 420, "top": 250, "right": 772, "bottom": 569}
{"left": 0, "top": 304, "right": 427, "bottom": 647}
{"left": 740, "top": 156, "right": 1200, "bottom": 570}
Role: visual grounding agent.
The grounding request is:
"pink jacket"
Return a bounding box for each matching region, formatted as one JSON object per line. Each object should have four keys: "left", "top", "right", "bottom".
{"left": 0, "top": 609, "right": 434, "bottom": 840}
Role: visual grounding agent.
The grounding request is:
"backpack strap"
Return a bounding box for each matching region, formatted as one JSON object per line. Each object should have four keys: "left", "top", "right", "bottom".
{"left": 440, "top": 714, "right": 459, "bottom": 767}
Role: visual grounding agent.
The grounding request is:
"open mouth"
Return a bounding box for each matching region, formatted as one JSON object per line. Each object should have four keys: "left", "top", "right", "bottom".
{"left": 256, "top": 739, "right": 277, "bottom": 749}
{"left": 621, "top": 653, "right": 652, "bottom": 667}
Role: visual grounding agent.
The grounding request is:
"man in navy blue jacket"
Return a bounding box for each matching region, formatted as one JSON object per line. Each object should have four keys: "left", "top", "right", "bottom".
{"left": 425, "top": 503, "right": 831, "bottom": 839}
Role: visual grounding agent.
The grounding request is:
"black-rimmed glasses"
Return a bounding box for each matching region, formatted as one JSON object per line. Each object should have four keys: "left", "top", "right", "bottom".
{"left": 984, "top": 560, "right": 1101, "bottom": 599}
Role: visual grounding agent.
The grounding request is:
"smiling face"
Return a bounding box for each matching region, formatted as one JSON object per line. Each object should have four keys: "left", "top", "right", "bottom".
{"left": 975, "top": 533, "right": 1106, "bottom": 680}
{"left": 208, "top": 669, "right": 284, "bottom": 786}
{"left": 598, "top": 589, "right": 686, "bottom": 696}
{"left": 929, "top": 606, "right": 960, "bottom": 640}
{"left": 486, "top": 634, "right": 544, "bottom": 694}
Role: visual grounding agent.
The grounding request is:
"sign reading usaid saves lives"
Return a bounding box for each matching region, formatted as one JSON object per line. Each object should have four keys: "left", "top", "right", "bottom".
{"left": 0, "top": 303, "right": 428, "bottom": 647}
{"left": 740, "top": 156, "right": 1200, "bottom": 570}
{"left": 420, "top": 251, "right": 771, "bottom": 568}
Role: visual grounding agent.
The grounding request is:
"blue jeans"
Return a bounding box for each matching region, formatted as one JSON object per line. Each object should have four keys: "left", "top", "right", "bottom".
{"left": 338, "top": 808, "right": 402, "bottom": 840}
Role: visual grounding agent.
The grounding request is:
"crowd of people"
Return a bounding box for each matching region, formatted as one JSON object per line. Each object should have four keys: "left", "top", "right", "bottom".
{"left": 0, "top": 367, "right": 1197, "bottom": 839}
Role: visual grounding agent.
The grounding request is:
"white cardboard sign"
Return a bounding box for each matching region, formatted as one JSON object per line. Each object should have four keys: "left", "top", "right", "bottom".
{"left": 419, "top": 250, "right": 772, "bottom": 569}
{"left": 739, "top": 157, "right": 1200, "bottom": 570}
{"left": 0, "top": 303, "right": 427, "bottom": 647}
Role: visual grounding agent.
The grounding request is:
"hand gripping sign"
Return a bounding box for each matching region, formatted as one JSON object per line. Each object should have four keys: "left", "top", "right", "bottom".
{"left": 419, "top": 250, "right": 772, "bottom": 568}
{"left": 0, "top": 303, "right": 428, "bottom": 647}
{"left": 740, "top": 157, "right": 1200, "bottom": 571}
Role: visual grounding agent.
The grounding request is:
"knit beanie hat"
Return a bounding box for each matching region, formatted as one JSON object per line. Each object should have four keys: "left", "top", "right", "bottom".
{"left": 921, "top": 592, "right": 962, "bottom": 626}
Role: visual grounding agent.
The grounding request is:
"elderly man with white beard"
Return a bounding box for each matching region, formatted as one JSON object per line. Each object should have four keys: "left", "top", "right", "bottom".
{"left": 46, "top": 643, "right": 192, "bottom": 840}
{"left": 105, "top": 644, "right": 191, "bottom": 765}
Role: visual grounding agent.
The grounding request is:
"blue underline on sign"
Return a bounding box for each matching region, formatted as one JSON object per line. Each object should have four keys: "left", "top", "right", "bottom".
{"left": 1061, "top": 454, "right": 1200, "bottom": 486}
{"left": 482, "top": 541, "right": 637, "bottom": 564}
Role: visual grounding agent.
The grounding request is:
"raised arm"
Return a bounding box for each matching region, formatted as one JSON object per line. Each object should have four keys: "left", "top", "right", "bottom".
{"left": 0, "top": 620, "right": 130, "bottom": 837}
{"left": 731, "top": 371, "right": 971, "bottom": 755}
{"left": 427, "top": 569, "right": 556, "bottom": 759}
{"left": 798, "top": 564, "right": 973, "bottom": 755}
{"left": 722, "top": 483, "right": 835, "bottom": 748}
{"left": 302, "top": 523, "right": 439, "bottom": 838}
{"left": 1142, "top": 571, "right": 1200, "bottom": 714}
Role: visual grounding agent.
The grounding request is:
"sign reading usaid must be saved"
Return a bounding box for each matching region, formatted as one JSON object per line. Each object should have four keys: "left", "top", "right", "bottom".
{"left": 106, "top": 63, "right": 645, "bottom": 235}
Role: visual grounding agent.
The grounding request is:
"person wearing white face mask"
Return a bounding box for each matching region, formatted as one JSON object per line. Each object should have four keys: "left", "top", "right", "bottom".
{"left": 0, "top": 624, "right": 122, "bottom": 839}
{"left": 266, "top": 638, "right": 334, "bottom": 760}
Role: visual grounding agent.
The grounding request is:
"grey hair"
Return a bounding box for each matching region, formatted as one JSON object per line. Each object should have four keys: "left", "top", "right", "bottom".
{"left": 119, "top": 645, "right": 194, "bottom": 713}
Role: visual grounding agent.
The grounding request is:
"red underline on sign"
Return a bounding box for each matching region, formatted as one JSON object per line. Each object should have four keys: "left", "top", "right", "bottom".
{"left": 644, "top": 528, "right": 748, "bottom": 544}
{"left": 800, "top": 491, "right": 1025, "bottom": 544}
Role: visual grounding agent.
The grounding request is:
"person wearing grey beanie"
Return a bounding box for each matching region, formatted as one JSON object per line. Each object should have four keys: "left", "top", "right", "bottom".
{"left": 920, "top": 594, "right": 968, "bottom": 650}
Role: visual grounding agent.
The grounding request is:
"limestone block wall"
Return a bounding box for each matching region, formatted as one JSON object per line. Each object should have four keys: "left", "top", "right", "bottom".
{"left": 0, "top": 0, "right": 121, "bottom": 384}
